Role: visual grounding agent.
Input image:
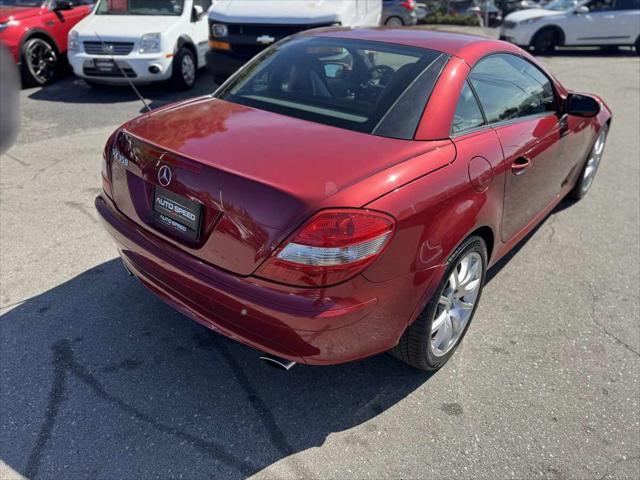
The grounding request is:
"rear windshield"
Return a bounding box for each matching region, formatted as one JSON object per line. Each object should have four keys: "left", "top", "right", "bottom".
{"left": 95, "top": 0, "right": 184, "bottom": 15}
{"left": 215, "top": 37, "right": 447, "bottom": 139}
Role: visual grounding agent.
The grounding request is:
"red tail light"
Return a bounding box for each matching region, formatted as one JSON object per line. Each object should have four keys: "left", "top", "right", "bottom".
{"left": 400, "top": 0, "right": 415, "bottom": 11}
{"left": 256, "top": 209, "right": 396, "bottom": 287}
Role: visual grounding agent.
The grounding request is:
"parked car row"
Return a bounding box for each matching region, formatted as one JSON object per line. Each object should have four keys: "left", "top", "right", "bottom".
{"left": 501, "top": 0, "right": 640, "bottom": 53}
{"left": 1, "top": 0, "right": 638, "bottom": 91}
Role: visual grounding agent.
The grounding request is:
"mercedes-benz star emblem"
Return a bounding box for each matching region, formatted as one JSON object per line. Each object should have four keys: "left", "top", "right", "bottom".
{"left": 158, "top": 165, "right": 172, "bottom": 187}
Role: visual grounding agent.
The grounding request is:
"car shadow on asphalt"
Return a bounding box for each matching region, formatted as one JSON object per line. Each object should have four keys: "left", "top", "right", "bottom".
{"left": 0, "top": 258, "right": 432, "bottom": 479}
{"left": 26, "top": 72, "right": 217, "bottom": 112}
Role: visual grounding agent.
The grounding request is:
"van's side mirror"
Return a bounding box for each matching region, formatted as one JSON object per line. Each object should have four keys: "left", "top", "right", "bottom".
{"left": 566, "top": 93, "right": 600, "bottom": 117}
{"left": 192, "top": 5, "right": 205, "bottom": 22}
{"left": 53, "top": 0, "right": 74, "bottom": 11}
{"left": 574, "top": 5, "right": 589, "bottom": 13}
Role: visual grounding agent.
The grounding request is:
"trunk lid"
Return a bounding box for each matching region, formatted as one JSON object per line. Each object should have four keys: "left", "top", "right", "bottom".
{"left": 110, "top": 96, "right": 454, "bottom": 275}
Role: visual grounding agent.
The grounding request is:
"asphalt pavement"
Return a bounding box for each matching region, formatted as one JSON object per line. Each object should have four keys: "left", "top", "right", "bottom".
{"left": 1, "top": 28, "right": 639, "bottom": 480}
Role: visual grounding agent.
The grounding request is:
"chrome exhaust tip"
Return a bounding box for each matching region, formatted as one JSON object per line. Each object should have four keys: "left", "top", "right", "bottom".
{"left": 259, "top": 354, "right": 296, "bottom": 371}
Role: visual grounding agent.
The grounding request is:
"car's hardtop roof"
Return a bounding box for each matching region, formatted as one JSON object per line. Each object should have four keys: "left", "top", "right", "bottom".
{"left": 300, "top": 27, "right": 519, "bottom": 66}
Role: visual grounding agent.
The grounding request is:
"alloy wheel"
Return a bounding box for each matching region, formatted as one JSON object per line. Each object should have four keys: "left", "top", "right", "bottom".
{"left": 26, "top": 39, "right": 57, "bottom": 85}
{"left": 430, "top": 251, "right": 483, "bottom": 357}
{"left": 580, "top": 126, "right": 607, "bottom": 194}
{"left": 181, "top": 54, "right": 196, "bottom": 86}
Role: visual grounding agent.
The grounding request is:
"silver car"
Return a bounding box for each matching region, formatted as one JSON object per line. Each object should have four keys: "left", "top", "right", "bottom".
{"left": 382, "top": 0, "right": 419, "bottom": 25}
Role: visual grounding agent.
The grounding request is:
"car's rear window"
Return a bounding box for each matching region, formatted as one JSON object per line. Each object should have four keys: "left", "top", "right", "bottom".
{"left": 215, "top": 37, "right": 447, "bottom": 139}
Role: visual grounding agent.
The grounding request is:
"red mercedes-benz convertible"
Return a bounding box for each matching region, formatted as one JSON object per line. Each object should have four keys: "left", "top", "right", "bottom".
{"left": 96, "top": 28, "right": 611, "bottom": 371}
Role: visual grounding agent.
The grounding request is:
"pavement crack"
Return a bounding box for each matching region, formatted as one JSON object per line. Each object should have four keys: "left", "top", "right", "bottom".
{"left": 546, "top": 214, "right": 558, "bottom": 244}
{"left": 214, "top": 341, "right": 315, "bottom": 480}
{"left": 25, "top": 339, "right": 256, "bottom": 478}
{"left": 1, "top": 152, "right": 29, "bottom": 167}
{"left": 587, "top": 283, "right": 640, "bottom": 357}
{"left": 597, "top": 455, "right": 640, "bottom": 480}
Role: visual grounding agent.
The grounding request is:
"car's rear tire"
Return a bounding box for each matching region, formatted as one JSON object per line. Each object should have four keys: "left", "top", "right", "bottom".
{"left": 391, "top": 236, "right": 487, "bottom": 371}
{"left": 568, "top": 124, "right": 608, "bottom": 200}
{"left": 531, "top": 28, "right": 559, "bottom": 54}
{"left": 385, "top": 16, "right": 404, "bottom": 26}
{"left": 20, "top": 37, "right": 58, "bottom": 87}
{"left": 171, "top": 46, "right": 197, "bottom": 90}
{"left": 635, "top": 36, "right": 640, "bottom": 56}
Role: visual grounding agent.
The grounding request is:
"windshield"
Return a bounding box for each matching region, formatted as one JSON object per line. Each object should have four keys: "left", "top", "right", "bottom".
{"left": 0, "top": 0, "right": 44, "bottom": 6}
{"left": 544, "top": 0, "right": 579, "bottom": 10}
{"left": 216, "top": 37, "right": 447, "bottom": 139}
{"left": 95, "top": 0, "right": 184, "bottom": 15}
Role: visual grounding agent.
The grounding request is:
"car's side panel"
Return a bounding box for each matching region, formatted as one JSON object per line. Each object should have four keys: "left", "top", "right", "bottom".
{"left": 43, "top": 4, "right": 91, "bottom": 54}
{"left": 363, "top": 128, "right": 506, "bottom": 284}
{"left": 494, "top": 114, "right": 567, "bottom": 241}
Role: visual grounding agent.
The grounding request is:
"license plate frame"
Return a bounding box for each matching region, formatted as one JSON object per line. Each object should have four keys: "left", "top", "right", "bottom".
{"left": 152, "top": 186, "right": 203, "bottom": 241}
{"left": 94, "top": 58, "right": 116, "bottom": 72}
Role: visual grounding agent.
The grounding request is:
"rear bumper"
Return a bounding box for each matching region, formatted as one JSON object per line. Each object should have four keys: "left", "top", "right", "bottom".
{"left": 95, "top": 194, "right": 442, "bottom": 365}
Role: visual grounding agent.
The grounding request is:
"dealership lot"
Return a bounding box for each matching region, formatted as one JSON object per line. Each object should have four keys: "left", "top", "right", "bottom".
{"left": 1, "top": 28, "right": 639, "bottom": 480}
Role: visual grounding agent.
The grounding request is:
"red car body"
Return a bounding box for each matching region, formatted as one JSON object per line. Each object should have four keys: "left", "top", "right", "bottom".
{"left": 0, "top": 1, "right": 91, "bottom": 64}
{"left": 96, "top": 28, "right": 611, "bottom": 366}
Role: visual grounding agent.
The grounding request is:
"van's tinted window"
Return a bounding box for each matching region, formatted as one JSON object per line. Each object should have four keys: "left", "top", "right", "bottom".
{"left": 469, "top": 54, "right": 555, "bottom": 124}
{"left": 451, "top": 81, "right": 485, "bottom": 134}
{"left": 216, "top": 37, "right": 445, "bottom": 139}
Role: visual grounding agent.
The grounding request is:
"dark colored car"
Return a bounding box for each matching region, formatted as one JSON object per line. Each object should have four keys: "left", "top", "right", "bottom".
{"left": 382, "top": 0, "right": 418, "bottom": 25}
{"left": 0, "top": 0, "right": 93, "bottom": 86}
{"left": 96, "top": 28, "right": 611, "bottom": 371}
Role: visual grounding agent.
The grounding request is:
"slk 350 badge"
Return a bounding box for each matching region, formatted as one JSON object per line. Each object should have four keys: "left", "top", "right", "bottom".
{"left": 112, "top": 146, "right": 129, "bottom": 167}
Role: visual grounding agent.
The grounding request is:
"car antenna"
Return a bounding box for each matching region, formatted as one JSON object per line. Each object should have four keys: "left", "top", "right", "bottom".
{"left": 94, "top": 31, "right": 151, "bottom": 112}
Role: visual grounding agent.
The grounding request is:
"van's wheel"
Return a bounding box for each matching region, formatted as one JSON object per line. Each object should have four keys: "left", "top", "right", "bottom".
{"left": 385, "top": 16, "right": 404, "bottom": 26}
{"left": 635, "top": 37, "right": 640, "bottom": 56}
{"left": 21, "top": 37, "right": 58, "bottom": 87}
{"left": 172, "top": 47, "right": 196, "bottom": 90}
{"left": 531, "top": 28, "right": 559, "bottom": 54}
{"left": 569, "top": 124, "right": 608, "bottom": 200}
{"left": 391, "top": 236, "right": 487, "bottom": 371}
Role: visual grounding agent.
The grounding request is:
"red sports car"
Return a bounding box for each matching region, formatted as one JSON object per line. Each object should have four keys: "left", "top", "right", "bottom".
{"left": 96, "top": 28, "right": 611, "bottom": 371}
{"left": 0, "top": 0, "right": 93, "bottom": 86}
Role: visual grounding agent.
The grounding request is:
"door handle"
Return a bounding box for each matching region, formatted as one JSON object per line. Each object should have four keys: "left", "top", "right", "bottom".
{"left": 511, "top": 156, "right": 531, "bottom": 175}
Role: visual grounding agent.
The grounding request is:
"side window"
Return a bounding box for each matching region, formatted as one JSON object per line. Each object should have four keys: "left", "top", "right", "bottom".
{"left": 451, "top": 81, "right": 485, "bottom": 135}
{"left": 70, "top": 0, "right": 94, "bottom": 5}
{"left": 587, "top": 0, "right": 615, "bottom": 10}
{"left": 614, "top": 0, "right": 640, "bottom": 9}
{"left": 469, "top": 54, "right": 556, "bottom": 124}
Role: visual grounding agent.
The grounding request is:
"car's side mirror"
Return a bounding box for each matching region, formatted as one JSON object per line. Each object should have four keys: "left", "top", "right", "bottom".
{"left": 566, "top": 93, "right": 600, "bottom": 117}
{"left": 192, "top": 5, "right": 205, "bottom": 22}
{"left": 53, "top": 0, "right": 74, "bottom": 11}
{"left": 574, "top": 5, "right": 589, "bottom": 13}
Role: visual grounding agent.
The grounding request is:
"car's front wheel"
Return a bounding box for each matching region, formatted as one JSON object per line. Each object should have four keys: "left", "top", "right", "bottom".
{"left": 531, "top": 28, "right": 559, "bottom": 54}
{"left": 172, "top": 47, "right": 197, "bottom": 90}
{"left": 569, "top": 124, "right": 608, "bottom": 200}
{"left": 391, "top": 236, "right": 487, "bottom": 371}
{"left": 21, "top": 37, "right": 58, "bottom": 87}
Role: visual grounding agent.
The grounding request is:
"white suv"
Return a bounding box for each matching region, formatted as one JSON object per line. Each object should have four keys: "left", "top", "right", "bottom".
{"left": 68, "top": 0, "right": 211, "bottom": 89}
{"left": 500, "top": 0, "right": 640, "bottom": 54}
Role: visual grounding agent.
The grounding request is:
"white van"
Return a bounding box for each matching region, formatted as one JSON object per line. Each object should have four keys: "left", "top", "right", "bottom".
{"left": 205, "top": 0, "right": 382, "bottom": 83}
{"left": 68, "top": 0, "right": 212, "bottom": 89}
